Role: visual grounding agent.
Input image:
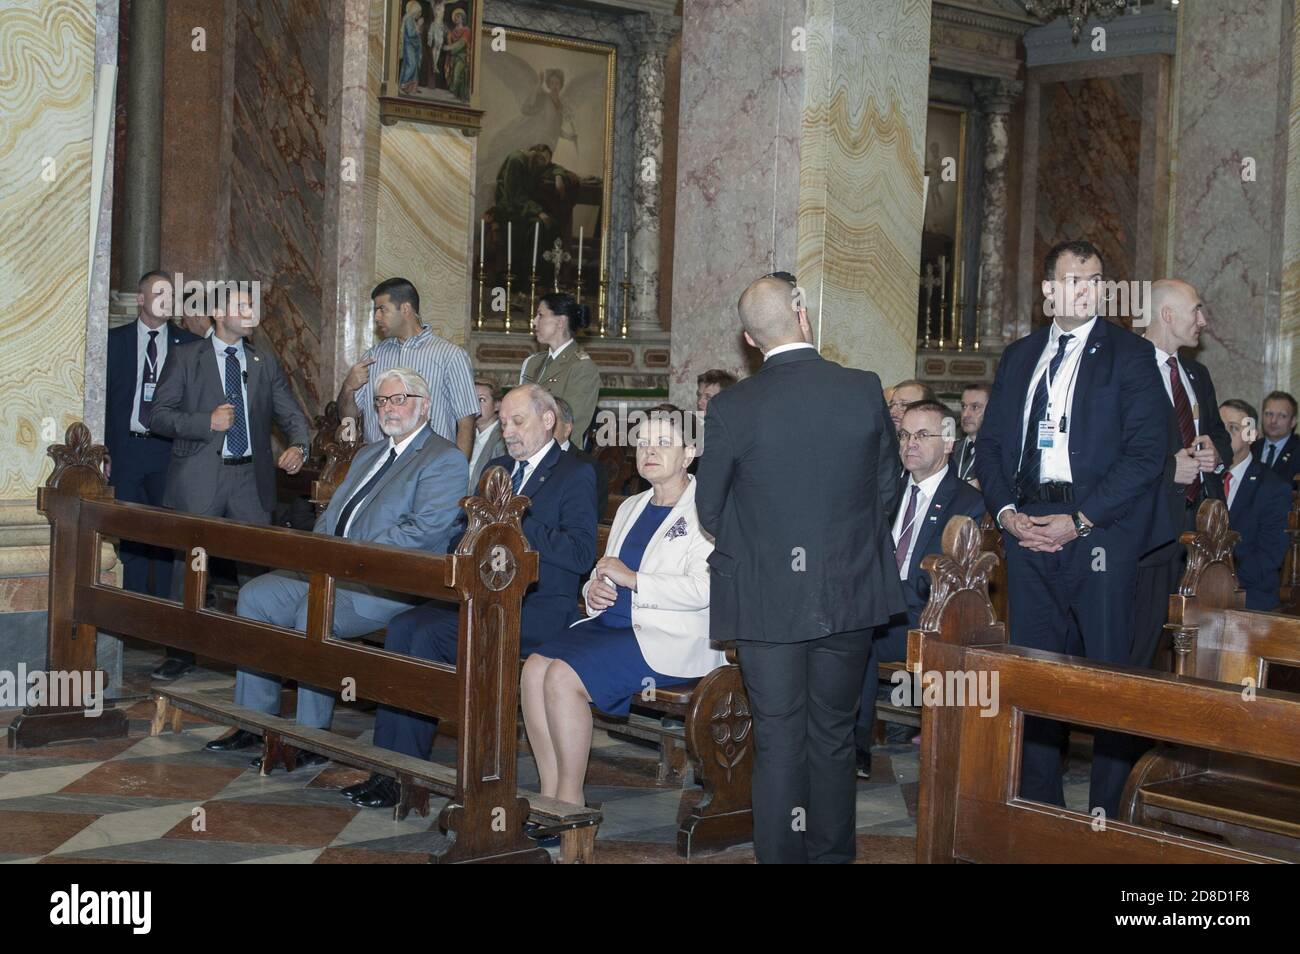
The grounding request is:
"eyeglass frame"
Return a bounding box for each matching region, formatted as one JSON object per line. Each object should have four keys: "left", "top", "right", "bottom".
{"left": 896, "top": 428, "right": 947, "bottom": 446}
{"left": 372, "top": 393, "right": 425, "bottom": 409}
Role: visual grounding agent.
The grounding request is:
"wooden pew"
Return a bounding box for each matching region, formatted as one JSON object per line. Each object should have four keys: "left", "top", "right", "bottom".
{"left": 909, "top": 515, "right": 1300, "bottom": 863}
{"left": 1118, "top": 498, "right": 1300, "bottom": 859}
{"left": 10, "top": 423, "right": 601, "bottom": 864}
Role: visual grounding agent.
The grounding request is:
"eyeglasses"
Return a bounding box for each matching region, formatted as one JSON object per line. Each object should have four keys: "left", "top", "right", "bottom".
{"left": 897, "top": 429, "right": 944, "bottom": 445}
{"left": 373, "top": 393, "right": 423, "bottom": 409}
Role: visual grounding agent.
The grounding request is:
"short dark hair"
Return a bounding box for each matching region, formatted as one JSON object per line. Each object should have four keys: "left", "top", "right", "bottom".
{"left": 1043, "top": 240, "right": 1105, "bottom": 282}
{"left": 139, "top": 269, "right": 172, "bottom": 289}
{"left": 901, "top": 399, "right": 959, "bottom": 438}
{"left": 960, "top": 382, "right": 990, "bottom": 399}
{"left": 697, "top": 369, "right": 737, "bottom": 390}
{"left": 1262, "top": 390, "right": 1298, "bottom": 417}
{"left": 554, "top": 396, "right": 575, "bottom": 426}
{"left": 473, "top": 379, "right": 497, "bottom": 396}
{"left": 539, "top": 292, "right": 591, "bottom": 337}
{"left": 371, "top": 277, "right": 420, "bottom": 314}
{"left": 891, "top": 379, "right": 936, "bottom": 400}
{"left": 1221, "top": 398, "right": 1259, "bottom": 422}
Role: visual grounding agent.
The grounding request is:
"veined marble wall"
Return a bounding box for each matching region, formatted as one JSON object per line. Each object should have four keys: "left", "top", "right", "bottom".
{"left": 797, "top": 0, "right": 930, "bottom": 383}
{"left": 0, "top": 0, "right": 97, "bottom": 500}
{"left": 228, "top": 0, "right": 330, "bottom": 415}
{"left": 1173, "top": 0, "right": 1292, "bottom": 408}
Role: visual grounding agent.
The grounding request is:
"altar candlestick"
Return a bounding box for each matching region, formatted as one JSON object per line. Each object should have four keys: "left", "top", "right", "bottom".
{"left": 531, "top": 222, "right": 539, "bottom": 270}
{"left": 479, "top": 219, "right": 485, "bottom": 267}
{"left": 623, "top": 232, "right": 629, "bottom": 277}
{"left": 507, "top": 222, "right": 512, "bottom": 270}
{"left": 577, "top": 226, "right": 583, "bottom": 275}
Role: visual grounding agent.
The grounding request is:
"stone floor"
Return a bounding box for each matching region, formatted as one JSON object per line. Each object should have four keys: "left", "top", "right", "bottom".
{"left": 0, "top": 646, "right": 1095, "bottom": 864}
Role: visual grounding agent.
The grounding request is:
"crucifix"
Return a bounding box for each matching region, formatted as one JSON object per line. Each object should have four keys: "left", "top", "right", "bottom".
{"left": 920, "top": 262, "right": 942, "bottom": 349}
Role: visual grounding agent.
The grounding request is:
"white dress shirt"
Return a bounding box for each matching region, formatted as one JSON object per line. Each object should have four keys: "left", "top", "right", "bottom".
{"left": 1152, "top": 345, "right": 1200, "bottom": 436}
{"left": 1021, "top": 316, "right": 1096, "bottom": 484}
{"left": 763, "top": 341, "right": 817, "bottom": 361}
{"left": 1224, "top": 455, "right": 1252, "bottom": 510}
{"left": 512, "top": 438, "right": 556, "bottom": 491}
{"left": 469, "top": 419, "right": 499, "bottom": 479}
{"left": 1260, "top": 435, "right": 1290, "bottom": 467}
{"left": 893, "top": 464, "right": 948, "bottom": 580}
{"left": 132, "top": 319, "right": 169, "bottom": 433}
{"left": 210, "top": 334, "right": 252, "bottom": 459}
{"left": 340, "top": 425, "right": 423, "bottom": 537}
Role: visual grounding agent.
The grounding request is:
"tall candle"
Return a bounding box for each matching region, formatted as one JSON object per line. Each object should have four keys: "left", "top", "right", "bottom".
{"left": 577, "top": 226, "right": 583, "bottom": 274}
{"left": 479, "top": 219, "right": 485, "bottom": 267}
{"left": 507, "top": 221, "right": 512, "bottom": 270}
{"left": 623, "top": 232, "right": 629, "bottom": 276}
{"left": 532, "top": 222, "right": 539, "bottom": 270}
{"left": 939, "top": 255, "right": 946, "bottom": 289}
{"left": 976, "top": 263, "right": 984, "bottom": 306}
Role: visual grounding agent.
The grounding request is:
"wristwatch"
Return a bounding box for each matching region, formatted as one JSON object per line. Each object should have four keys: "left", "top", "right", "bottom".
{"left": 1072, "top": 513, "right": 1092, "bottom": 537}
{"left": 293, "top": 443, "right": 308, "bottom": 457}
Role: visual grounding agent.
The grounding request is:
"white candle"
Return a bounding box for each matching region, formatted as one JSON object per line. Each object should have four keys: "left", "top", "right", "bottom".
{"left": 623, "top": 232, "right": 629, "bottom": 276}
{"left": 479, "top": 219, "right": 485, "bottom": 267}
{"left": 507, "top": 221, "right": 512, "bottom": 270}
{"left": 577, "top": 226, "right": 583, "bottom": 274}
{"left": 532, "top": 222, "right": 539, "bottom": 270}
{"left": 977, "top": 263, "right": 984, "bottom": 305}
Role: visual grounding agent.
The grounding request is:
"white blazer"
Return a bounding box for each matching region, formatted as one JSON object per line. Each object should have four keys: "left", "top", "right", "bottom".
{"left": 573, "top": 476, "right": 726, "bottom": 678}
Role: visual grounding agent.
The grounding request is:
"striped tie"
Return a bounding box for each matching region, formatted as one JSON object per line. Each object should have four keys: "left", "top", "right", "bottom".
{"left": 1167, "top": 356, "right": 1198, "bottom": 504}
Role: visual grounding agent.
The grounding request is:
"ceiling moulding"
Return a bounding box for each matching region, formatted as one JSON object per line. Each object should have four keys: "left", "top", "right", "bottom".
{"left": 931, "top": 1, "right": 1031, "bottom": 81}
{"left": 935, "top": 0, "right": 1039, "bottom": 34}
{"left": 1023, "top": 8, "right": 1177, "bottom": 67}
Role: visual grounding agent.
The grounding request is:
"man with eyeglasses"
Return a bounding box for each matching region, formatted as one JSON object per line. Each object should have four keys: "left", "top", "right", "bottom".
{"left": 887, "top": 379, "right": 935, "bottom": 429}
{"left": 204, "top": 367, "right": 467, "bottom": 765}
{"left": 974, "top": 239, "right": 1170, "bottom": 819}
{"left": 855, "top": 400, "right": 985, "bottom": 776}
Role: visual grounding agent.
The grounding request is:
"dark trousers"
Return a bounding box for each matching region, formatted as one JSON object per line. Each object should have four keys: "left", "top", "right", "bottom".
{"left": 856, "top": 621, "right": 908, "bottom": 750}
{"left": 1003, "top": 506, "right": 1139, "bottom": 819}
{"left": 1132, "top": 501, "right": 1197, "bottom": 669}
{"left": 111, "top": 464, "right": 173, "bottom": 598}
{"left": 735, "top": 629, "right": 870, "bottom": 864}
{"left": 371, "top": 600, "right": 460, "bottom": 760}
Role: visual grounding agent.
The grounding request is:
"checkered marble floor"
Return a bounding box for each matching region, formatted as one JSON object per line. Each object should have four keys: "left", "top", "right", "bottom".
{"left": 0, "top": 647, "right": 1094, "bottom": 864}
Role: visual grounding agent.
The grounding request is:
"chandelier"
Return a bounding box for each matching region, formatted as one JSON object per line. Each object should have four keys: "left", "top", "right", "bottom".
{"left": 1024, "top": 0, "right": 1130, "bottom": 44}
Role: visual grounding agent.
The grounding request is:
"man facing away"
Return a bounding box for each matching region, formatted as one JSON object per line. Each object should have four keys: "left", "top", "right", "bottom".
{"left": 696, "top": 275, "right": 904, "bottom": 864}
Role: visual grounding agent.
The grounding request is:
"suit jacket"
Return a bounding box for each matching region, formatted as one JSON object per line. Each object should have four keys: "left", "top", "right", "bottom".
{"left": 566, "top": 442, "right": 609, "bottom": 520}
{"left": 575, "top": 477, "right": 726, "bottom": 677}
{"left": 487, "top": 441, "right": 598, "bottom": 649}
{"left": 468, "top": 420, "right": 508, "bottom": 493}
{"left": 315, "top": 425, "right": 468, "bottom": 619}
{"left": 105, "top": 321, "right": 199, "bottom": 478}
{"left": 952, "top": 435, "right": 978, "bottom": 482}
{"left": 1251, "top": 433, "right": 1300, "bottom": 488}
{"left": 1143, "top": 353, "right": 1234, "bottom": 564}
{"left": 150, "top": 337, "right": 310, "bottom": 513}
{"left": 974, "top": 318, "right": 1171, "bottom": 560}
{"left": 520, "top": 343, "right": 601, "bottom": 443}
{"left": 697, "top": 347, "right": 905, "bottom": 643}
{"left": 1228, "top": 458, "right": 1291, "bottom": 611}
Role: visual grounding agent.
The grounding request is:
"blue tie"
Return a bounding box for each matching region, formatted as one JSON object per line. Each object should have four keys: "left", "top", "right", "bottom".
{"left": 512, "top": 461, "right": 529, "bottom": 493}
{"left": 224, "top": 346, "right": 248, "bottom": 457}
{"left": 1265, "top": 441, "right": 1277, "bottom": 468}
{"left": 334, "top": 448, "right": 397, "bottom": 537}
{"left": 1017, "top": 333, "right": 1073, "bottom": 494}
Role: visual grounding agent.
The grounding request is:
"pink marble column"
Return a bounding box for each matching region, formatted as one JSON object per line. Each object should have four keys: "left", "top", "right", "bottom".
{"left": 974, "top": 79, "right": 1021, "bottom": 349}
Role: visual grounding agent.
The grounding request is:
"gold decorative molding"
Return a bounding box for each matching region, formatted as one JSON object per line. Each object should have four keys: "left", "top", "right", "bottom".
{"left": 378, "top": 96, "right": 484, "bottom": 135}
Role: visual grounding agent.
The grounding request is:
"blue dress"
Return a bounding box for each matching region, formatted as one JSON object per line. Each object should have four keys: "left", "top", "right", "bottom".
{"left": 540, "top": 502, "right": 695, "bottom": 715}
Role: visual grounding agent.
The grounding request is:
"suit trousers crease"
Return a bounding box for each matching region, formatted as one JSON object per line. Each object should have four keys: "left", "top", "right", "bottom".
{"left": 736, "top": 630, "right": 869, "bottom": 864}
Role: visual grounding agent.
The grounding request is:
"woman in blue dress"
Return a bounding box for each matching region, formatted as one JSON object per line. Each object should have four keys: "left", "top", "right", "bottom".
{"left": 521, "top": 407, "right": 725, "bottom": 807}
{"left": 398, "top": 1, "right": 424, "bottom": 95}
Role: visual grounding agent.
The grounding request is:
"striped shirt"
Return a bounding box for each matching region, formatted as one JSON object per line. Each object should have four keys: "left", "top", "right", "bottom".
{"left": 355, "top": 325, "right": 478, "bottom": 445}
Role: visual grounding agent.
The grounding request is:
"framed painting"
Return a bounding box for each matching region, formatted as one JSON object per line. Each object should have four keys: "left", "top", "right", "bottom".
{"left": 471, "top": 27, "right": 616, "bottom": 329}
{"left": 917, "top": 103, "right": 968, "bottom": 345}
{"left": 379, "top": 0, "right": 485, "bottom": 133}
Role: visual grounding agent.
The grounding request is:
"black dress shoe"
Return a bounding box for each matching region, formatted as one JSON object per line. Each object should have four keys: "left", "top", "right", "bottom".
{"left": 250, "top": 749, "right": 329, "bottom": 772}
{"left": 341, "top": 773, "right": 384, "bottom": 800}
{"left": 856, "top": 748, "right": 872, "bottom": 780}
{"left": 152, "top": 658, "right": 193, "bottom": 681}
{"left": 204, "top": 729, "right": 262, "bottom": 752}
{"left": 523, "top": 821, "right": 560, "bottom": 849}
{"left": 352, "top": 777, "right": 399, "bottom": 808}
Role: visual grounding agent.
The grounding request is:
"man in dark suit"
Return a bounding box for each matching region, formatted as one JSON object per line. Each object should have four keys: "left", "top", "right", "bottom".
{"left": 149, "top": 285, "right": 311, "bottom": 678}
{"left": 105, "top": 271, "right": 199, "bottom": 609}
{"left": 952, "top": 383, "right": 988, "bottom": 484}
{"left": 697, "top": 275, "right": 904, "bottom": 864}
{"left": 974, "top": 240, "right": 1171, "bottom": 820}
{"left": 1222, "top": 399, "right": 1291, "bottom": 610}
{"left": 345, "top": 384, "right": 597, "bottom": 809}
{"left": 1252, "top": 390, "right": 1300, "bottom": 487}
{"left": 554, "top": 396, "right": 609, "bottom": 519}
{"left": 1132, "top": 279, "right": 1234, "bottom": 668}
{"left": 856, "top": 400, "right": 986, "bottom": 775}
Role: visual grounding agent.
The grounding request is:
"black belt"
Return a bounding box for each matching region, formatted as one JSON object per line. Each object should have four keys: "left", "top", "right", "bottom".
{"left": 1017, "top": 480, "right": 1073, "bottom": 505}
{"left": 222, "top": 455, "right": 253, "bottom": 466}
{"left": 129, "top": 431, "right": 154, "bottom": 439}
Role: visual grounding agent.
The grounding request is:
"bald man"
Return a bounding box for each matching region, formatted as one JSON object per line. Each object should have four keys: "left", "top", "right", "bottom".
{"left": 1135, "top": 279, "right": 1233, "bottom": 669}
{"left": 696, "top": 275, "right": 904, "bottom": 864}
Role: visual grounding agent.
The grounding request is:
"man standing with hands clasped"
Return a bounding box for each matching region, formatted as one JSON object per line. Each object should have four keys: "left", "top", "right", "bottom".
{"left": 697, "top": 273, "right": 903, "bottom": 864}
{"left": 974, "top": 240, "right": 1171, "bottom": 819}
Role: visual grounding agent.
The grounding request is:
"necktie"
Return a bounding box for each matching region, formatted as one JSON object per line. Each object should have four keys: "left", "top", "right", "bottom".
{"left": 1167, "top": 356, "right": 1198, "bottom": 504}
{"left": 960, "top": 440, "right": 975, "bottom": 479}
{"left": 224, "top": 346, "right": 248, "bottom": 457}
{"left": 334, "top": 448, "right": 397, "bottom": 537}
{"left": 1223, "top": 470, "right": 1233, "bottom": 508}
{"left": 1265, "top": 442, "right": 1277, "bottom": 468}
{"left": 895, "top": 485, "right": 921, "bottom": 574}
{"left": 512, "top": 460, "right": 529, "bottom": 493}
{"left": 139, "top": 330, "right": 159, "bottom": 430}
{"left": 1017, "top": 333, "right": 1074, "bottom": 494}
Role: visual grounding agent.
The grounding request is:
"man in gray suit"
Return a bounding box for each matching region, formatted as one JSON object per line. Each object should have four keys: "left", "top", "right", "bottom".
{"left": 150, "top": 285, "right": 311, "bottom": 679}
{"left": 204, "top": 367, "right": 468, "bottom": 765}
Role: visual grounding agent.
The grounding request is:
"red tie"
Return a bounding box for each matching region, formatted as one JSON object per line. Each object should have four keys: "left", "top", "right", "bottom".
{"left": 1223, "top": 470, "right": 1233, "bottom": 507}
{"left": 1167, "top": 356, "right": 1198, "bottom": 504}
{"left": 895, "top": 485, "right": 921, "bottom": 573}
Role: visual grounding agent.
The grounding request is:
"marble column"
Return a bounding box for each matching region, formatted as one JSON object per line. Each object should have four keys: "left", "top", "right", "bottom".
{"left": 627, "top": 14, "right": 678, "bottom": 336}
{"left": 119, "top": 0, "right": 165, "bottom": 291}
{"left": 974, "top": 78, "right": 1021, "bottom": 348}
